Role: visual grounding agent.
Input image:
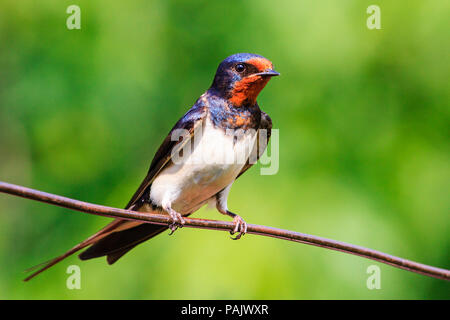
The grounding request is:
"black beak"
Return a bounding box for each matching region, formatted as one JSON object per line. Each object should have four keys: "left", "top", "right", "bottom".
{"left": 255, "top": 69, "right": 280, "bottom": 77}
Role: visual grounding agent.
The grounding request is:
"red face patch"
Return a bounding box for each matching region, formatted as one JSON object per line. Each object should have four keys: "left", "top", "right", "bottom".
{"left": 246, "top": 57, "right": 273, "bottom": 72}
{"left": 229, "top": 76, "right": 271, "bottom": 106}
{"left": 229, "top": 57, "right": 274, "bottom": 106}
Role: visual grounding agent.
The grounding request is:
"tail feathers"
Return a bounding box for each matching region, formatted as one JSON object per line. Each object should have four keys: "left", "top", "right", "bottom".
{"left": 79, "top": 223, "right": 167, "bottom": 263}
{"left": 23, "top": 219, "right": 127, "bottom": 281}
{"left": 24, "top": 242, "right": 89, "bottom": 282}
{"left": 105, "top": 229, "right": 163, "bottom": 265}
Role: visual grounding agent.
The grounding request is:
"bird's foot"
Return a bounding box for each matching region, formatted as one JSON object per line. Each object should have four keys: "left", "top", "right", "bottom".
{"left": 168, "top": 209, "right": 185, "bottom": 235}
{"left": 230, "top": 215, "right": 247, "bottom": 240}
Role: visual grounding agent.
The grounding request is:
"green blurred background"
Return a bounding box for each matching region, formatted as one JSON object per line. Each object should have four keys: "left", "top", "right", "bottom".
{"left": 0, "top": 0, "right": 448, "bottom": 299}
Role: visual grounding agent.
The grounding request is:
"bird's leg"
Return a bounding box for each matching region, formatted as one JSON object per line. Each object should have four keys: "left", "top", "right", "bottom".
{"left": 165, "top": 206, "right": 185, "bottom": 235}
{"left": 221, "top": 210, "right": 248, "bottom": 240}
{"left": 216, "top": 185, "right": 247, "bottom": 239}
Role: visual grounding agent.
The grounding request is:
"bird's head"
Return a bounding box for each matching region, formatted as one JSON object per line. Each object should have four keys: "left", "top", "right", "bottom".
{"left": 209, "top": 53, "right": 279, "bottom": 107}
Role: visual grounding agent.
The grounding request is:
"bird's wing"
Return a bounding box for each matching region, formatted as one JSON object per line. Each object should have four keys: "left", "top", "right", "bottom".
{"left": 125, "top": 103, "right": 208, "bottom": 209}
{"left": 23, "top": 102, "right": 208, "bottom": 281}
{"left": 236, "top": 111, "right": 272, "bottom": 179}
{"left": 77, "top": 102, "right": 208, "bottom": 263}
{"left": 77, "top": 101, "right": 208, "bottom": 264}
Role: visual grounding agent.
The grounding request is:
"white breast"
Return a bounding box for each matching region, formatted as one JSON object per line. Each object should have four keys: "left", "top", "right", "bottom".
{"left": 149, "top": 118, "right": 257, "bottom": 214}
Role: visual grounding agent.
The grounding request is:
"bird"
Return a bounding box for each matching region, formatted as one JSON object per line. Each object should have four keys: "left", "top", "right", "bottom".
{"left": 24, "top": 53, "right": 279, "bottom": 281}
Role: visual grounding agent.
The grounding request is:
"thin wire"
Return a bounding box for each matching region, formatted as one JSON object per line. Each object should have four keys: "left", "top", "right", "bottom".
{"left": 0, "top": 181, "right": 448, "bottom": 281}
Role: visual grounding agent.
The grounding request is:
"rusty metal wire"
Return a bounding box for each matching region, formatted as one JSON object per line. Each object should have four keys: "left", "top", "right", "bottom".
{"left": 0, "top": 181, "right": 448, "bottom": 281}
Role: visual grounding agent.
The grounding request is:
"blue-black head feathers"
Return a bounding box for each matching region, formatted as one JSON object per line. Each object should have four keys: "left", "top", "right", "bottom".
{"left": 209, "top": 53, "right": 279, "bottom": 107}
{"left": 210, "top": 53, "right": 278, "bottom": 98}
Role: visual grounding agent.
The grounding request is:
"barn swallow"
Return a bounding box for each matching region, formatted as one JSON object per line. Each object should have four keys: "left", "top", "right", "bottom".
{"left": 25, "top": 53, "right": 279, "bottom": 281}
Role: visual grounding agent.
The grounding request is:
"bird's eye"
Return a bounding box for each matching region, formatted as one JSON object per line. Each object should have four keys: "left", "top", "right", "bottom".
{"left": 235, "top": 63, "right": 246, "bottom": 73}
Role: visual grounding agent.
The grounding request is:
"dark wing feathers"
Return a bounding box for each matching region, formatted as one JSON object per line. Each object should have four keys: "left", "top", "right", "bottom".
{"left": 77, "top": 102, "right": 208, "bottom": 264}
{"left": 237, "top": 111, "right": 272, "bottom": 178}
{"left": 24, "top": 103, "right": 209, "bottom": 281}
{"left": 125, "top": 103, "right": 207, "bottom": 209}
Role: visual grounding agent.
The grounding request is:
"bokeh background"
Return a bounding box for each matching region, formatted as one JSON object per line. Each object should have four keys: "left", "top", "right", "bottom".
{"left": 0, "top": 0, "right": 448, "bottom": 299}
